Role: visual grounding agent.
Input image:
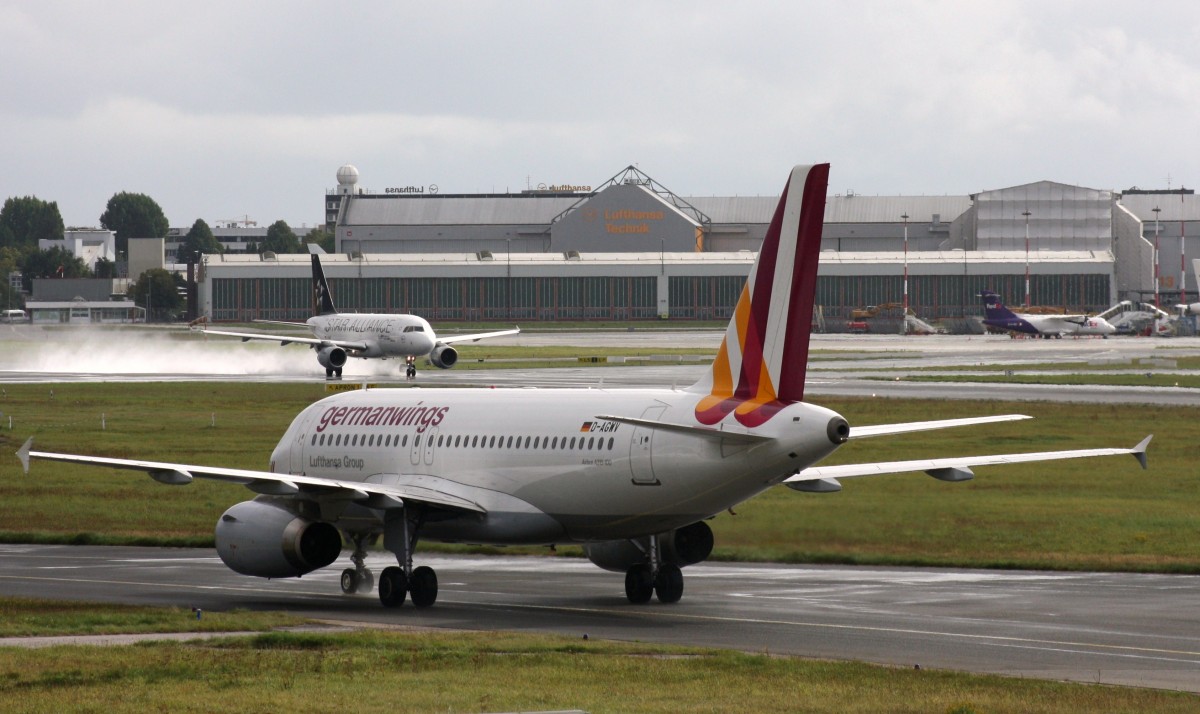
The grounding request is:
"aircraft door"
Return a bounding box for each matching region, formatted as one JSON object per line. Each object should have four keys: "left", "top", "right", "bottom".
{"left": 291, "top": 427, "right": 306, "bottom": 475}
{"left": 628, "top": 404, "right": 665, "bottom": 485}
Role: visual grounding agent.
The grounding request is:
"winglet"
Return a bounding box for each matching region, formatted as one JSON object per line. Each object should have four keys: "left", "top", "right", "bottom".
{"left": 16, "top": 437, "right": 32, "bottom": 474}
{"left": 1132, "top": 434, "right": 1152, "bottom": 470}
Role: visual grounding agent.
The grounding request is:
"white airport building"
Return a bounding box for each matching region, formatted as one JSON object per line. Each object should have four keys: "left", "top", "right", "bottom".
{"left": 196, "top": 164, "right": 1199, "bottom": 328}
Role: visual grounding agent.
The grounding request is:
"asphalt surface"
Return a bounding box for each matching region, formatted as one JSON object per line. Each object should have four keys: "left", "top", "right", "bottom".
{"left": 1, "top": 545, "right": 1197, "bottom": 693}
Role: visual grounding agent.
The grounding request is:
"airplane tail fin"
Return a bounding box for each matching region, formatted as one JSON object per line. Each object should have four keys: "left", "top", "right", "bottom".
{"left": 691, "top": 164, "right": 829, "bottom": 427}
{"left": 311, "top": 254, "right": 338, "bottom": 316}
{"left": 979, "top": 291, "right": 1017, "bottom": 321}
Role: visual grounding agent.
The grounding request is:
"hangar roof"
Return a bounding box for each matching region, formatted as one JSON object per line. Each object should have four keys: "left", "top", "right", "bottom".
{"left": 342, "top": 192, "right": 975, "bottom": 227}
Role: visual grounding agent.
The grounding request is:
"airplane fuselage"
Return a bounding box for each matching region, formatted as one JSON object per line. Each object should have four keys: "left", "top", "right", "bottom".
{"left": 307, "top": 313, "right": 436, "bottom": 359}
{"left": 983, "top": 312, "right": 1117, "bottom": 337}
{"left": 268, "top": 387, "right": 846, "bottom": 544}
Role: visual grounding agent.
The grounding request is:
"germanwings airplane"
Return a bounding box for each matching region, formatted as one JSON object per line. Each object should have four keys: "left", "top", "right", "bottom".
{"left": 980, "top": 291, "right": 1117, "bottom": 338}
{"left": 18, "top": 165, "right": 1150, "bottom": 610}
{"left": 199, "top": 248, "right": 519, "bottom": 379}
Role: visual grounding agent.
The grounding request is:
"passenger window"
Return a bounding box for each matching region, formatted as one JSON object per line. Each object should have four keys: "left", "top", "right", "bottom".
{"left": 506, "top": 436, "right": 513, "bottom": 448}
{"left": 533, "top": 437, "right": 540, "bottom": 449}
{"left": 472, "top": 435, "right": 478, "bottom": 448}
{"left": 402, "top": 434, "right": 408, "bottom": 447}
{"left": 570, "top": 437, "right": 576, "bottom": 449}
{"left": 588, "top": 437, "right": 595, "bottom": 449}
{"left": 607, "top": 437, "right": 614, "bottom": 450}
{"left": 455, "top": 435, "right": 462, "bottom": 448}
{"left": 524, "top": 436, "right": 531, "bottom": 449}
{"left": 438, "top": 434, "right": 444, "bottom": 447}
{"left": 415, "top": 435, "right": 421, "bottom": 447}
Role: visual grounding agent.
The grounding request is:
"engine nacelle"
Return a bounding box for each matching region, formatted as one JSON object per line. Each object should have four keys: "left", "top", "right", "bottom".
{"left": 583, "top": 521, "right": 714, "bottom": 574}
{"left": 429, "top": 343, "right": 458, "bottom": 369}
{"left": 316, "top": 345, "right": 348, "bottom": 370}
{"left": 214, "top": 500, "right": 342, "bottom": 578}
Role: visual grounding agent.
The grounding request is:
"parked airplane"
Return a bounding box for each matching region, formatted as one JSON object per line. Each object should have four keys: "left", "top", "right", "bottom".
{"left": 198, "top": 248, "right": 519, "bottom": 379}
{"left": 17, "top": 165, "right": 1150, "bottom": 610}
{"left": 979, "top": 291, "right": 1117, "bottom": 338}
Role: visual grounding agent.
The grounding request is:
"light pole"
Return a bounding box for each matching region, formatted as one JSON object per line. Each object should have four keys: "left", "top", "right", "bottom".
{"left": 1023, "top": 209, "right": 1032, "bottom": 309}
{"left": 1180, "top": 194, "right": 1188, "bottom": 308}
{"left": 901, "top": 213, "right": 909, "bottom": 316}
{"left": 1153, "top": 206, "right": 1161, "bottom": 308}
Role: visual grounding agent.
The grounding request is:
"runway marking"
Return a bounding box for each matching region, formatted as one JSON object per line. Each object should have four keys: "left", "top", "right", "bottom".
{"left": 445, "top": 598, "right": 1200, "bottom": 663}
{"left": 3, "top": 573, "right": 1199, "bottom": 668}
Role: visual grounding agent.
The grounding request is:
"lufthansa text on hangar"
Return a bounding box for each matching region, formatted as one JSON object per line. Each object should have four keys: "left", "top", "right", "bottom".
{"left": 198, "top": 165, "right": 1198, "bottom": 328}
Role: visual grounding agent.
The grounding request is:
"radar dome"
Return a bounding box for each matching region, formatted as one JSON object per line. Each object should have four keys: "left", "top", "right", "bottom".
{"left": 336, "top": 164, "right": 359, "bottom": 186}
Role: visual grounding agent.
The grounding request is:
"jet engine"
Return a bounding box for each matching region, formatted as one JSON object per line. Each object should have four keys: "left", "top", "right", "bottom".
{"left": 214, "top": 500, "right": 342, "bottom": 578}
{"left": 429, "top": 343, "right": 458, "bottom": 369}
{"left": 316, "top": 345, "right": 348, "bottom": 371}
{"left": 583, "top": 521, "right": 714, "bottom": 573}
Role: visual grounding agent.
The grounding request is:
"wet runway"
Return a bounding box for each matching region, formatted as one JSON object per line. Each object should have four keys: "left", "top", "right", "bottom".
{"left": 1, "top": 545, "right": 1197, "bottom": 693}
{"left": 3, "top": 329, "right": 1198, "bottom": 406}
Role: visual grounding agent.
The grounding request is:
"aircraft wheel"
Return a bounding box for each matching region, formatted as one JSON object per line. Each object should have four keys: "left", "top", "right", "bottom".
{"left": 326, "top": 368, "right": 335, "bottom": 380}
{"left": 340, "top": 568, "right": 358, "bottom": 594}
{"left": 624, "top": 564, "right": 654, "bottom": 604}
{"left": 335, "top": 367, "right": 343, "bottom": 379}
{"left": 654, "top": 564, "right": 684, "bottom": 604}
{"left": 379, "top": 566, "right": 408, "bottom": 608}
{"left": 409, "top": 565, "right": 438, "bottom": 608}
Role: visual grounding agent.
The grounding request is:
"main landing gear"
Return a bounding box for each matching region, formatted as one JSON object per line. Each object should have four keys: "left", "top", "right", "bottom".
{"left": 623, "top": 534, "right": 684, "bottom": 604}
{"left": 325, "top": 367, "right": 343, "bottom": 380}
{"left": 376, "top": 509, "right": 437, "bottom": 608}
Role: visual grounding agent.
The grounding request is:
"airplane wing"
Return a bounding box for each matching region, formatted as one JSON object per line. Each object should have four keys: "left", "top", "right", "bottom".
{"left": 196, "top": 328, "right": 369, "bottom": 352}
{"left": 15, "top": 439, "right": 484, "bottom": 514}
{"left": 436, "top": 327, "right": 521, "bottom": 345}
{"left": 785, "top": 435, "right": 1151, "bottom": 490}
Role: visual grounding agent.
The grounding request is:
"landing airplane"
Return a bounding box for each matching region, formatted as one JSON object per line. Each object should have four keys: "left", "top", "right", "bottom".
{"left": 980, "top": 291, "right": 1117, "bottom": 338}
{"left": 198, "top": 247, "right": 519, "bottom": 379}
{"left": 18, "top": 164, "right": 1150, "bottom": 610}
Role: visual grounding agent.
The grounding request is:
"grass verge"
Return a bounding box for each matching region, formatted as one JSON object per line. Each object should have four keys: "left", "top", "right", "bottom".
{"left": 1, "top": 629, "right": 1196, "bottom": 713}
{"left": 0, "top": 383, "right": 1195, "bottom": 573}
{"left": 0, "top": 597, "right": 306, "bottom": 637}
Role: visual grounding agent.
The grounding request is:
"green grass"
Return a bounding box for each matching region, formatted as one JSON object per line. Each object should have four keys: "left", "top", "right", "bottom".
{"left": 0, "top": 383, "right": 1195, "bottom": 572}
{"left": 895, "top": 373, "right": 1200, "bottom": 389}
{"left": 0, "top": 597, "right": 306, "bottom": 637}
{"left": 1, "top": 629, "right": 1196, "bottom": 713}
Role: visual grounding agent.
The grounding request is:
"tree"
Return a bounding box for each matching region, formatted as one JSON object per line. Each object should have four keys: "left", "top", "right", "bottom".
{"left": 258, "top": 220, "right": 301, "bottom": 254}
{"left": 304, "top": 227, "right": 335, "bottom": 254}
{"left": 19, "top": 247, "right": 91, "bottom": 291}
{"left": 100, "top": 192, "right": 169, "bottom": 256}
{"left": 178, "top": 218, "right": 222, "bottom": 262}
{"left": 130, "top": 268, "right": 183, "bottom": 322}
{"left": 0, "top": 196, "right": 64, "bottom": 249}
{"left": 93, "top": 257, "right": 117, "bottom": 279}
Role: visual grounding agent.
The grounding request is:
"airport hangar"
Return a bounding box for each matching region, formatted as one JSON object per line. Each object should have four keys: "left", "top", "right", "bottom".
{"left": 198, "top": 164, "right": 1198, "bottom": 327}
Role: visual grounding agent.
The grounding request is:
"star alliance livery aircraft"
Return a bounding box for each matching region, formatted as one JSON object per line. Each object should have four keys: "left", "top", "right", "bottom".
{"left": 18, "top": 165, "right": 1151, "bottom": 609}
{"left": 199, "top": 248, "right": 520, "bottom": 379}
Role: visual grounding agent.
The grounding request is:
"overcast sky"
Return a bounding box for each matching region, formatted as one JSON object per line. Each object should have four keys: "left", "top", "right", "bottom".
{"left": 4, "top": 1, "right": 1200, "bottom": 230}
